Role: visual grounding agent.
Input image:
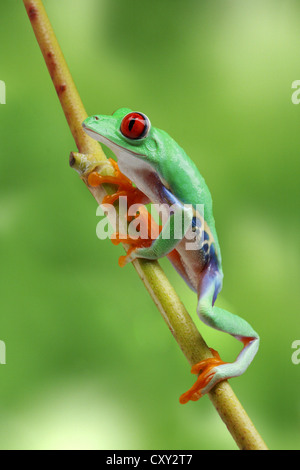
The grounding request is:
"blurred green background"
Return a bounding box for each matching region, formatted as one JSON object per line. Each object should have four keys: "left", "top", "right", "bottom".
{"left": 0, "top": 0, "right": 299, "bottom": 450}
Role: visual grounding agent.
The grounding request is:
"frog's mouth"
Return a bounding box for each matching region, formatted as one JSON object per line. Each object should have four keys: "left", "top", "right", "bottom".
{"left": 82, "top": 123, "right": 105, "bottom": 143}
{"left": 82, "top": 122, "right": 147, "bottom": 164}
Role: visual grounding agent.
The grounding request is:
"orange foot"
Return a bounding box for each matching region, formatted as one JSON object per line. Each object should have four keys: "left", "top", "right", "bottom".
{"left": 110, "top": 204, "right": 158, "bottom": 267}
{"left": 179, "top": 349, "right": 227, "bottom": 404}
{"left": 111, "top": 228, "right": 152, "bottom": 267}
{"left": 88, "top": 159, "right": 161, "bottom": 266}
{"left": 87, "top": 158, "right": 147, "bottom": 207}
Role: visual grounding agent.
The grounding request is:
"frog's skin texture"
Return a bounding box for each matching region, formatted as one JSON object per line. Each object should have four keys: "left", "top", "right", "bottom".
{"left": 82, "top": 108, "right": 259, "bottom": 403}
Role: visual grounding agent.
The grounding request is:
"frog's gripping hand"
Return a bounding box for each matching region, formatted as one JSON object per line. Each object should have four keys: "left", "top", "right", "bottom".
{"left": 179, "top": 270, "right": 259, "bottom": 404}
{"left": 87, "top": 159, "right": 161, "bottom": 266}
{"left": 88, "top": 158, "right": 148, "bottom": 207}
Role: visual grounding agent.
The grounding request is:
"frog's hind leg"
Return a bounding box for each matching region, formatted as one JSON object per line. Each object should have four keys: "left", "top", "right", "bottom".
{"left": 180, "top": 268, "right": 259, "bottom": 404}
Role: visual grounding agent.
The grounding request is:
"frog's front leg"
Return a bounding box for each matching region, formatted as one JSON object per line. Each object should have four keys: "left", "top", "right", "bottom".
{"left": 179, "top": 268, "right": 260, "bottom": 404}
{"left": 87, "top": 158, "right": 150, "bottom": 207}
{"left": 72, "top": 155, "right": 158, "bottom": 259}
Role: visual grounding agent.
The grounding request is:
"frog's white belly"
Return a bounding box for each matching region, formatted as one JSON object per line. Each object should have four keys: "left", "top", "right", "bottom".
{"left": 117, "top": 152, "right": 165, "bottom": 204}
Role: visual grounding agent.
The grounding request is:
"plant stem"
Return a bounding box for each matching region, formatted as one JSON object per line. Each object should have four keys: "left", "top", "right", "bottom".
{"left": 23, "top": 0, "right": 268, "bottom": 450}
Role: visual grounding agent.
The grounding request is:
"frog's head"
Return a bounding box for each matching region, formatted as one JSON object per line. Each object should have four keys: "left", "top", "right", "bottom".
{"left": 82, "top": 108, "right": 162, "bottom": 167}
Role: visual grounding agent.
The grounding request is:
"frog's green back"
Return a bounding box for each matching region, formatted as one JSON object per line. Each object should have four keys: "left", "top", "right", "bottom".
{"left": 154, "top": 128, "right": 222, "bottom": 261}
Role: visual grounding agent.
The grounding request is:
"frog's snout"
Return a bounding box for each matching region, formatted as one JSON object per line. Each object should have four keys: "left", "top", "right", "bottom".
{"left": 83, "top": 115, "right": 103, "bottom": 126}
{"left": 82, "top": 116, "right": 100, "bottom": 136}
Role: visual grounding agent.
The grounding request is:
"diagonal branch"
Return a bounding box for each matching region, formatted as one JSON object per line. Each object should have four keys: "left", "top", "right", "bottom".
{"left": 23, "top": 0, "right": 268, "bottom": 450}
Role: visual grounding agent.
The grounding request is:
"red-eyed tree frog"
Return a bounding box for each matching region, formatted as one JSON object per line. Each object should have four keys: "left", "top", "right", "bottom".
{"left": 81, "top": 108, "right": 259, "bottom": 404}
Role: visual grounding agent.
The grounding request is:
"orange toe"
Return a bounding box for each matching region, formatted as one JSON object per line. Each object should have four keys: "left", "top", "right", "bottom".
{"left": 209, "top": 348, "right": 223, "bottom": 361}
{"left": 191, "top": 356, "right": 225, "bottom": 375}
{"left": 111, "top": 233, "right": 141, "bottom": 247}
{"left": 87, "top": 171, "right": 103, "bottom": 187}
{"left": 179, "top": 350, "right": 227, "bottom": 404}
{"left": 118, "top": 246, "right": 136, "bottom": 267}
{"left": 179, "top": 368, "right": 215, "bottom": 404}
{"left": 102, "top": 190, "right": 129, "bottom": 205}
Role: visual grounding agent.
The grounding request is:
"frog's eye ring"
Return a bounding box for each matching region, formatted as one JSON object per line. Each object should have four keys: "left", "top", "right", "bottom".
{"left": 120, "top": 112, "right": 150, "bottom": 140}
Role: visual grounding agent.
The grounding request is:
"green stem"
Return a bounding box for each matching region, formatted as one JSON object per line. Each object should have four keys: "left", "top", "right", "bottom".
{"left": 23, "top": 0, "right": 268, "bottom": 450}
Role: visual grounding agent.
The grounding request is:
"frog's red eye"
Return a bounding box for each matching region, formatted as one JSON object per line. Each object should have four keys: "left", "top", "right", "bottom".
{"left": 120, "top": 112, "right": 150, "bottom": 140}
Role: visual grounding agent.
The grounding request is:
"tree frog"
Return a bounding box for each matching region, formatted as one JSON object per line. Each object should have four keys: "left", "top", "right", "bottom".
{"left": 81, "top": 108, "right": 259, "bottom": 404}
